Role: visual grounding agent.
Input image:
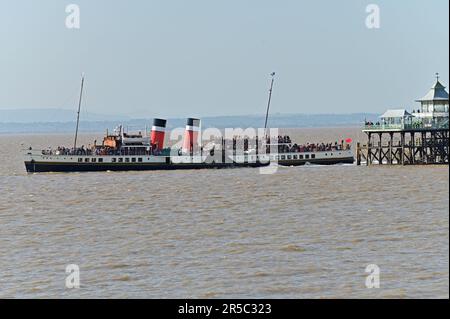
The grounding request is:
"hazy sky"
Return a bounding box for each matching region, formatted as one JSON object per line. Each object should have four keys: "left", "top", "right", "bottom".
{"left": 1, "top": 0, "right": 448, "bottom": 118}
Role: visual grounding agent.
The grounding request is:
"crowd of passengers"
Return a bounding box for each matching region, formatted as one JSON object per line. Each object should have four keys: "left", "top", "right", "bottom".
{"left": 276, "top": 135, "right": 292, "bottom": 144}
{"left": 365, "top": 121, "right": 380, "bottom": 126}
{"left": 266, "top": 135, "right": 350, "bottom": 153}
{"left": 276, "top": 141, "right": 349, "bottom": 153}
{"left": 210, "top": 135, "right": 350, "bottom": 154}
{"left": 41, "top": 135, "right": 351, "bottom": 156}
{"left": 43, "top": 145, "right": 102, "bottom": 156}
{"left": 41, "top": 145, "right": 157, "bottom": 156}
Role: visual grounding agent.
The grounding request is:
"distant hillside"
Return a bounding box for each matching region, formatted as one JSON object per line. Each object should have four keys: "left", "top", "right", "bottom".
{"left": 0, "top": 112, "right": 379, "bottom": 134}
{"left": 0, "top": 108, "right": 129, "bottom": 123}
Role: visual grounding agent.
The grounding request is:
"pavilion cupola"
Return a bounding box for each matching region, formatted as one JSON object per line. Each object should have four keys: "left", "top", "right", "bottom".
{"left": 416, "top": 73, "right": 449, "bottom": 115}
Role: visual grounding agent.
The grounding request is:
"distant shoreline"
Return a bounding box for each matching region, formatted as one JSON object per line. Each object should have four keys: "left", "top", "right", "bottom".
{"left": 0, "top": 125, "right": 364, "bottom": 136}
{"left": 0, "top": 113, "right": 377, "bottom": 134}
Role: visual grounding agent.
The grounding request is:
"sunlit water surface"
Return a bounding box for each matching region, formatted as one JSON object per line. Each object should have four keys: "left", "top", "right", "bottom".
{"left": 0, "top": 128, "right": 448, "bottom": 298}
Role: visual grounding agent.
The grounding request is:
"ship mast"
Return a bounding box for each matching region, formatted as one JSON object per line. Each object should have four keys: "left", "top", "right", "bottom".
{"left": 264, "top": 72, "right": 276, "bottom": 136}
{"left": 73, "top": 73, "right": 85, "bottom": 150}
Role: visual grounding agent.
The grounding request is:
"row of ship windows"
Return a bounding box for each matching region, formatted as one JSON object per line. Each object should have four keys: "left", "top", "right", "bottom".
{"left": 277, "top": 154, "right": 316, "bottom": 160}
{"left": 46, "top": 153, "right": 338, "bottom": 163}
{"left": 72, "top": 155, "right": 325, "bottom": 163}
{"left": 77, "top": 156, "right": 305, "bottom": 163}
{"left": 78, "top": 157, "right": 144, "bottom": 163}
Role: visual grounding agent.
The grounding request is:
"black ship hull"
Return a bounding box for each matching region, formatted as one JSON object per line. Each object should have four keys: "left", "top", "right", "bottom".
{"left": 25, "top": 161, "right": 269, "bottom": 173}
{"left": 277, "top": 156, "right": 354, "bottom": 166}
{"left": 25, "top": 156, "right": 354, "bottom": 173}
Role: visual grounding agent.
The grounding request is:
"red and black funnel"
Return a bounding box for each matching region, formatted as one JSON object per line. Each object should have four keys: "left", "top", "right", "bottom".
{"left": 183, "top": 118, "right": 200, "bottom": 154}
{"left": 150, "top": 118, "right": 167, "bottom": 151}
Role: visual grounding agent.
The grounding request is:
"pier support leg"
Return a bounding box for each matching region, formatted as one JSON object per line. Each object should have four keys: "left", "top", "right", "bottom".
{"left": 356, "top": 142, "right": 361, "bottom": 166}
{"left": 420, "top": 132, "right": 425, "bottom": 164}
{"left": 389, "top": 133, "right": 393, "bottom": 164}
{"left": 401, "top": 132, "right": 405, "bottom": 165}
{"left": 430, "top": 132, "right": 435, "bottom": 163}
{"left": 378, "top": 133, "right": 383, "bottom": 165}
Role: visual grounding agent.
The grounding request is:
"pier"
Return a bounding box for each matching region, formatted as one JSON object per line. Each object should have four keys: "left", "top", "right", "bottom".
{"left": 356, "top": 125, "right": 449, "bottom": 165}
{"left": 357, "top": 74, "right": 449, "bottom": 166}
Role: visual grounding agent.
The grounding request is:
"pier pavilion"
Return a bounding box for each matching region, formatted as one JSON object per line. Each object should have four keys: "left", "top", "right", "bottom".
{"left": 357, "top": 74, "right": 449, "bottom": 165}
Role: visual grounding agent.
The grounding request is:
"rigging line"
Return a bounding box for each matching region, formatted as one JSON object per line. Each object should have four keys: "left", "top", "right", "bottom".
{"left": 264, "top": 72, "right": 276, "bottom": 137}
{"left": 73, "top": 74, "right": 85, "bottom": 150}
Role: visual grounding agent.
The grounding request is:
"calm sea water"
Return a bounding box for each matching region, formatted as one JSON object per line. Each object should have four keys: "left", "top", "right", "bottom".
{"left": 0, "top": 128, "right": 448, "bottom": 298}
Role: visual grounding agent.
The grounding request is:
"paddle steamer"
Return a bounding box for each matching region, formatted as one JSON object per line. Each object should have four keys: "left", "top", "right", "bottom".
{"left": 23, "top": 75, "right": 354, "bottom": 173}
